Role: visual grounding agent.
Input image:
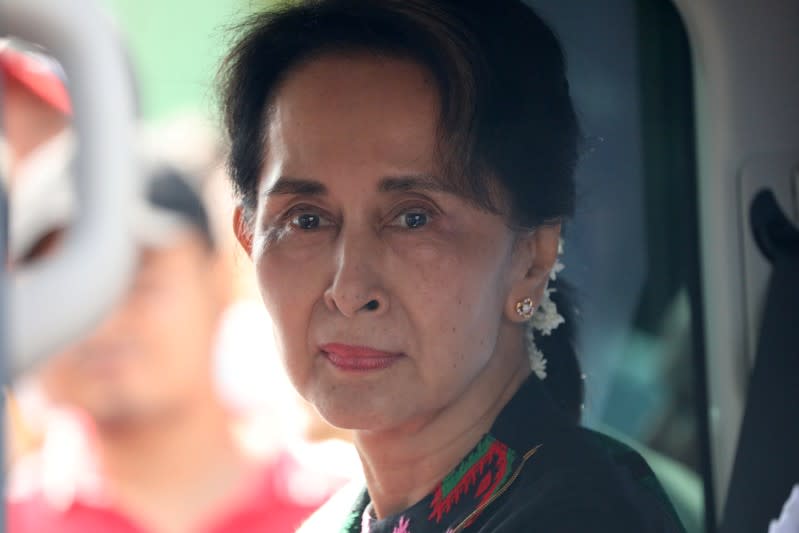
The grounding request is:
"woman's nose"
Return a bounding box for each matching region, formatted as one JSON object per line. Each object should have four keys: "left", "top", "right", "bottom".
{"left": 323, "top": 231, "right": 389, "bottom": 318}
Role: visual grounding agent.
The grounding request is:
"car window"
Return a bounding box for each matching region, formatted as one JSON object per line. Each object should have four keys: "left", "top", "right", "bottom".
{"left": 529, "top": 1, "right": 708, "bottom": 531}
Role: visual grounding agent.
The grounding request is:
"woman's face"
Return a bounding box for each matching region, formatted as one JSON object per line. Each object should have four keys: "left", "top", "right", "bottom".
{"left": 238, "top": 53, "right": 553, "bottom": 431}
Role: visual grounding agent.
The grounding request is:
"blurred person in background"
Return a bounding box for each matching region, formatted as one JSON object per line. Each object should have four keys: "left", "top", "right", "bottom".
{"left": 7, "top": 168, "right": 349, "bottom": 533}
{"left": 3, "top": 41, "right": 352, "bottom": 530}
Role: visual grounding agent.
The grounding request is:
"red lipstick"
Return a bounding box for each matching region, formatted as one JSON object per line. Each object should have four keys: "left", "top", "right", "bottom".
{"left": 320, "top": 343, "right": 402, "bottom": 371}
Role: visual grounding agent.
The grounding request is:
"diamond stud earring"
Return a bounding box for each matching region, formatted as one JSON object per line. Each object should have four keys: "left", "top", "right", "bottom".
{"left": 515, "top": 297, "right": 535, "bottom": 320}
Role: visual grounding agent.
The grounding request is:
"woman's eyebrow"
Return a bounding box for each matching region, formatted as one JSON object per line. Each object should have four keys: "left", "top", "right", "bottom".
{"left": 261, "top": 175, "right": 449, "bottom": 197}
{"left": 378, "top": 175, "right": 450, "bottom": 194}
{"left": 262, "top": 177, "right": 327, "bottom": 197}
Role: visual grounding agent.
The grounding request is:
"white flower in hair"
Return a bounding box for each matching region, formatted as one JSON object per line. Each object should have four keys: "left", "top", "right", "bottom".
{"left": 526, "top": 239, "right": 566, "bottom": 379}
{"left": 526, "top": 327, "right": 548, "bottom": 380}
{"left": 531, "top": 288, "right": 565, "bottom": 336}
{"left": 549, "top": 258, "right": 565, "bottom": 281}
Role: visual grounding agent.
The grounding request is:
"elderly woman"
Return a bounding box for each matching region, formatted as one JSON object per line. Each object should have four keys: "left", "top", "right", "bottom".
{"left": 219, "top": 0, "right": 685, "bottom": 531}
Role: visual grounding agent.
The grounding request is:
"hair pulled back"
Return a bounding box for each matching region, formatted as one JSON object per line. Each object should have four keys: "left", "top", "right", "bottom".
{"left": 218, "top": 0, "right": 584, "bottom": 421}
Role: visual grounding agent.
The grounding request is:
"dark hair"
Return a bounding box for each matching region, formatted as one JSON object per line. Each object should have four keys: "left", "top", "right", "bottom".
{"left": 218, "top": 0, "right": 584, "bottom": 421}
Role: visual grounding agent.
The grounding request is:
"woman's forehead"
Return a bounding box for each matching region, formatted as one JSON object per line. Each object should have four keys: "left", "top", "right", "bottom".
{"left": 268, "top": 52, "right": 439, "bottom": 138}
{"left": 275, "top": 50, "right": 438, "bottom": 100}
{"left": 262, "top": 53, "right": 442, "bottom": 186}
{"left": 260, "top": 51, "right": 508, "bottom": 213}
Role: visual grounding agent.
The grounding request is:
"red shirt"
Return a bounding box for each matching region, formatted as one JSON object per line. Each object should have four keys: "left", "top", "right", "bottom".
{"left": 8, "top": 450, "right": 346, "bottom": 533}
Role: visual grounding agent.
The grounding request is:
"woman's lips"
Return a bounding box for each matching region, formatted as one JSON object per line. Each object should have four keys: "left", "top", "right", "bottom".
{"left": 319, "top": 343, "right": 403, "bottom": 371}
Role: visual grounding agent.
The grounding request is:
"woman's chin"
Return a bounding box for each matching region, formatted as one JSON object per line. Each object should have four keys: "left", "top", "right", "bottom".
{"left": 312, "top": 401, "right": 396, "bottom": 431}
{"left": 317, "top": 411, "right": 385, "bottom": 431}
{"left": 308, "top": 389, "right": 415, "bottom": 433}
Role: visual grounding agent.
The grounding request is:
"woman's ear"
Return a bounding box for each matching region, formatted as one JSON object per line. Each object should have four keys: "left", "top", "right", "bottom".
{"left": 233, "top": 206, "right": 253, "bottom": 256}
{"left": 504, "top": 223, "right": 561, "bottom": 323}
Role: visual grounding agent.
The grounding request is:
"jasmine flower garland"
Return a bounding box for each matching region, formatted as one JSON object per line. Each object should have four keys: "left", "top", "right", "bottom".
{"left": 526, "top": 241, "right": 566, "bottom": 379}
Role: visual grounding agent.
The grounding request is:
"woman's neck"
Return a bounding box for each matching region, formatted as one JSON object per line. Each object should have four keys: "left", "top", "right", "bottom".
{"left": 354, "top": 354, "right": 531, "bottom": 519}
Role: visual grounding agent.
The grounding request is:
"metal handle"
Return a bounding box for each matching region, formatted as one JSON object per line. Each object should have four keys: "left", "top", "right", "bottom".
{"left": 1, "top": 0, "right": 139, "bottom": 375}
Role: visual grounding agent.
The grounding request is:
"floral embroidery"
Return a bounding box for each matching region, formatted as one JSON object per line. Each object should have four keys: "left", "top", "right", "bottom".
{"left": 428, "top": 435, "right": 516, "bottom": 523}
{"left": 337, "top": 384, "right": 557, "bottom": 532}
{"left": 392, "top": 516, "right": 411, "bottom": 533}
{"left": 341, "top": 492, "right": 368, "bottom": 533}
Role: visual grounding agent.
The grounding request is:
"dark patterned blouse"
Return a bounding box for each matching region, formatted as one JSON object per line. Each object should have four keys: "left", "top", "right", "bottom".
{"left": 338, "top": 377, "right": 686, "bottom": 533}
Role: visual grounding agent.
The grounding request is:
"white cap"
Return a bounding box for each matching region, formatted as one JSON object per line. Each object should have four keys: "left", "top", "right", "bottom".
{"left": 9, "top": 131, "right": 205, "bottom": 264}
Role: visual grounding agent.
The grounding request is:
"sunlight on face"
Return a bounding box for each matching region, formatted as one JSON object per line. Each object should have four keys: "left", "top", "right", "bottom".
{"left": 251, "top": 53, "right": 530, "bottom": 432}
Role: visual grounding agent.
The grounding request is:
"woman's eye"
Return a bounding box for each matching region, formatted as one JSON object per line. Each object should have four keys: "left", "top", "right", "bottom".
{"left": 289, "top": 212, "right": 330, "bottom": 230}
{"left": 393, "top": 211, "right": 429, "bottom": 229}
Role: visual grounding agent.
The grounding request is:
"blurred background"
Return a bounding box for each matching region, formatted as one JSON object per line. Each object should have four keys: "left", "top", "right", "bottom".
{"left": 98, "top": 0, "right": 250, "bottom": 121}
{"left": 2, "top": 0, "right": 708, "bottom": 531}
